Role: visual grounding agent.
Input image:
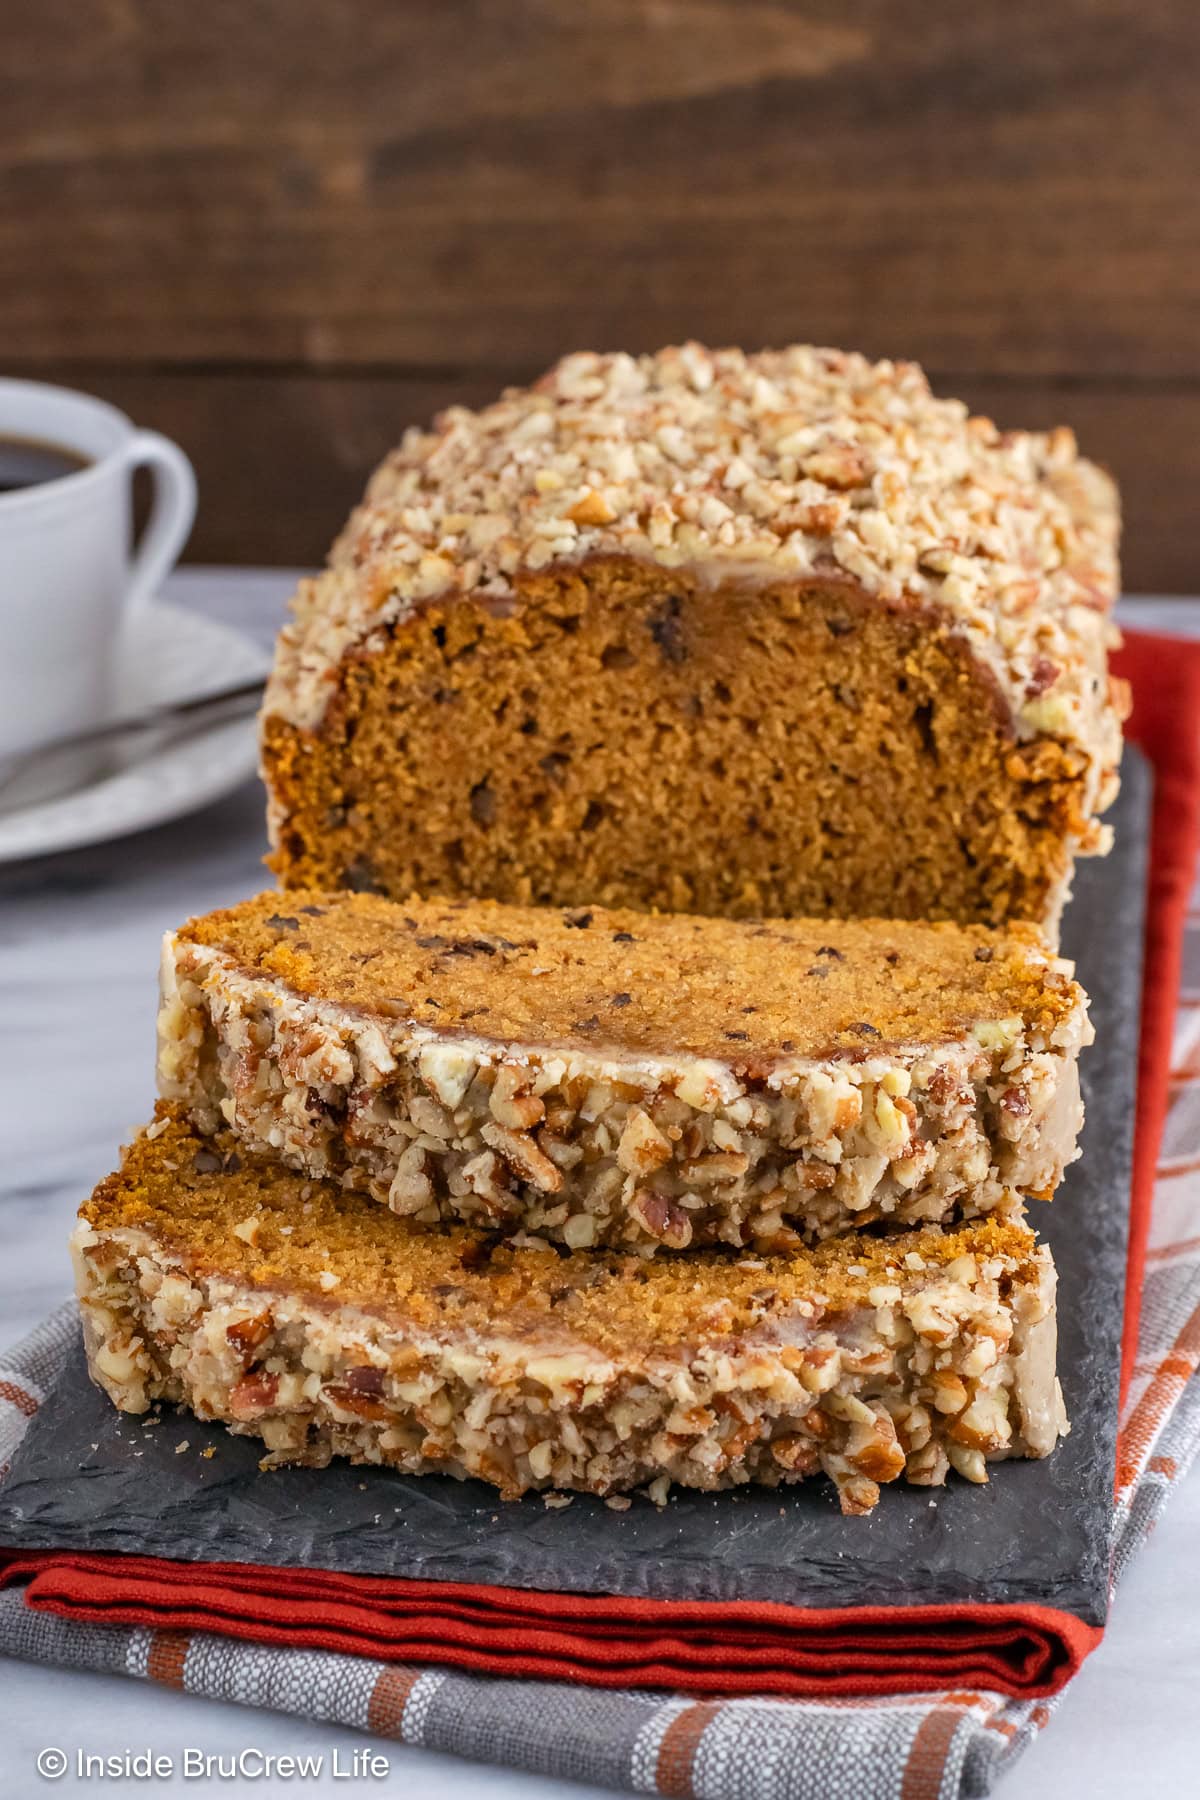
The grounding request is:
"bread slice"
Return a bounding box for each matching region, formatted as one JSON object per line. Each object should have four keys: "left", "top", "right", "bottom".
{"left": 73, "top": 1106, "right": 1068, "bottom": 1513}
{"left": 260, "top": 344, "right": 1126, "bottom": 933}
{"left": 158, "top": 890, "right": 1090, "bottom": 1253}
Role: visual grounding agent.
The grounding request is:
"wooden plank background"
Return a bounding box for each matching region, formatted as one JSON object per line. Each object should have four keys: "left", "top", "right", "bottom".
{"left": 3, "top": 0, "right": 1197, "bottom": 588}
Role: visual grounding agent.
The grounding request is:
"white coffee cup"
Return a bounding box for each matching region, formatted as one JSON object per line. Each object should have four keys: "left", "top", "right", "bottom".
{"left": 0, "top": 378, "right": 197, "bottom": 759}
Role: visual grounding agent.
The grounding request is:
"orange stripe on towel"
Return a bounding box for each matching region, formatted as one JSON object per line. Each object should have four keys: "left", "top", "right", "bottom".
{"left": 1116, "top": 1303, "right": 1200, "bottom": 1493}
{"left": 901, "top": 1707, "right": 965, "bottom": 1800}
{"left": 1144, "top": 1233, "right": 1200, "bottom": 1263}
{"left": 0, "top": 1381, "right": 38, "bottom": 1418}
{"left": 367, "top": 1665, "right": 423, "bottom": 1738}
{"left": 146, "top": 1631, "right": 190, "bottom": 1689}
{"left": 656, "top": 1702, "right": 723, "bottom": 1798}
{"left": 1156, "top": 1154, "right": 1200, "bottom": 1179}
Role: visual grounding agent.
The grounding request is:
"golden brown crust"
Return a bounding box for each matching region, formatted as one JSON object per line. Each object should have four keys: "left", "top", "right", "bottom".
{"left": 177, "top": 888, "right": 1080, "bottom": 1062}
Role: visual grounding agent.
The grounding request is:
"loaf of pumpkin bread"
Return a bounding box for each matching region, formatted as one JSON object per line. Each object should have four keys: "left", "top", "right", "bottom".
{"left": 157, "top": 890, "right": 1090, "bottom": 1254}
{"left": 260, "top": 344, "right": 1126, "bottom": 933}
{"left": 73, "top": 1106, "right": 1068, "bottom": 1514}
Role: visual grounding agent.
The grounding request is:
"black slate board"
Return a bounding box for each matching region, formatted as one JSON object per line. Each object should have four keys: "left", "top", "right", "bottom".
{"left": 0, "top": 753, "right": 1150, "bottom": 1624}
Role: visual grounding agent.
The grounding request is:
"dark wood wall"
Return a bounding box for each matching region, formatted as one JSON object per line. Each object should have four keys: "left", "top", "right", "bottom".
{"left": 4, "top": 1, "right": 1197, "bottom": 588}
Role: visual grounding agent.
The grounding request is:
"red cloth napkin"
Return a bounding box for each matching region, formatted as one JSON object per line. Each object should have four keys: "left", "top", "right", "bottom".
{"left": 1113, "top": 632, "right": 1200, "bottom": 1394}
{"left": 0, "top": 1549, "right": 1100, "bottom": 1698}
{"left": 5, "top": 628, "right": 1199, "bottom": 1702}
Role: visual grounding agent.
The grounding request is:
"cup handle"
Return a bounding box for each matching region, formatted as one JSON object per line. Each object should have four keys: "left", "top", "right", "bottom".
{"left": 120, "top": 429, "right": 198, "bottom": 616}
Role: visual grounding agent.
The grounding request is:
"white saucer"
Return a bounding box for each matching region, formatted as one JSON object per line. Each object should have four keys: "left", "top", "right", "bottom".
{"left": 0, "top": 601, "right": 272, "bottom": 864}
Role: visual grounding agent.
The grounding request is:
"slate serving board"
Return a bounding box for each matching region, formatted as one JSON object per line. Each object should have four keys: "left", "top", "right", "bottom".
{"left": 0, "top": 752, "right": 1150, "bottom": 1624}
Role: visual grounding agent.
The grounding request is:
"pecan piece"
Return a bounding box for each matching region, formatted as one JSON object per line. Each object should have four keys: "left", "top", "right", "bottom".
{"left": 616, "top": 1107, "right": 672, "bottom": 1176}
{"left": 325, "top": 1377, "right": 389, "bottom": 1421}
{"left": 229, "top": 1372, "right": 280, "bottom": 1419}
{"left": 800, "top": 1406, "right": 831, "bottom": 1442}
{"left": 930, "top": 1370, "right": 969, "bottom": 1414}
{"left": 480, "top": 1120, "right": 563, "bottom": 1194}
{"left": 906, "top": 1440, "right": 950, "bottom": 1486}
{"left": 947, "top": 1388, "right": 1011, "bottom": 1453}
{"left": 680, "top": 1150, "right": 750, "bottom": 1185}
{"left": 226, "top": 1313, "right": 272, "bottom": 1356}
{"left": 926, "top": 1064, "right": 963, "bottom": 1107}
{"left": 836, "top": 1473, "right": 881, "bottom": 1515}
{"left": 1026, "top": 656, "right": 1060, "bottom": 698}
{"left": 344, "top": 1365, "right": 385, "bottom": 1396}
{"left": 770, "top": 1433, "right": 820, "bottom": 1477}
{"left": 489, "top": 1063, "right": 545, "bottom": 1130}
{"left": 628, "top": 1188, "right": 694, "bottom": 1248}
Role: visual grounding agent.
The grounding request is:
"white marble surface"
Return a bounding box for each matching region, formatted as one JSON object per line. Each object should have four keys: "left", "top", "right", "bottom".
{"left": 1, "top": 571, "right": 1197, "bottom": 1799}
